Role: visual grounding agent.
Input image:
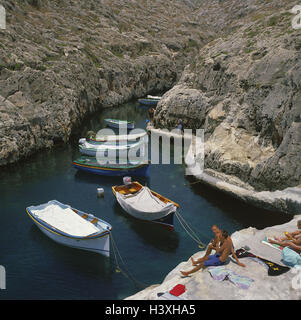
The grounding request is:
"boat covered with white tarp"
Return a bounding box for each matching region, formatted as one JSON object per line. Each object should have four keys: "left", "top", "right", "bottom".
{"left": 26, "top": 200, "right": 112, "bottom": 256}
{"left": 112, "top": 182, "right": 179, "bottom": 230}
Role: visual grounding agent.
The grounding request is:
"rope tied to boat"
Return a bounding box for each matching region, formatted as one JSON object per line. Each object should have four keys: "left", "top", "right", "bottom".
{"left": 109, "top": 232, "right": 148, "bottom": 290}
{"left": 175, "top": 210, "right": 206, "bottom": 249}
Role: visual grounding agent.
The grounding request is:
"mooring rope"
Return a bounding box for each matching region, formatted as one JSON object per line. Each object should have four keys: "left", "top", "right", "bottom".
{"left": 175, "top": 210, "right": 206, "bottom": 249}
{"left": 109, "top": 211, "right": 207, "bottom": 290}
{"left": 184, "top": 179, "right": 202, "bottom": 186}
{"left": 109, "top": 232, "right": 148, "bottom": 290}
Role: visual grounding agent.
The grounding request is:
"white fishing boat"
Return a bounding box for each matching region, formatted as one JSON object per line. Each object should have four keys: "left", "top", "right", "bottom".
{"left": 79, "top": 132, "right": 148, "bottom": 145}
{"left": 26, "top": 200, "right": 112, "bottom": 257}
{"left": 104, "top": 118, "right": 135, "bottom": 129}
{"left": 112, "top": 182, "right": 179, "bottom": 230}
{"left": 79, "top": 139, "right": 146, "bottom": 157}
{"left": 147, "top": 95, "right": 161, "bottom": 100}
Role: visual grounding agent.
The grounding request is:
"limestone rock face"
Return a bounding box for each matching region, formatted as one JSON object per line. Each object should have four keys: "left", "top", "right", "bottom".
{"left": 126, "top": 215, "right": 301, "bottom": 300}
{"left": 154, "top": 1, "right": 301, "bottom": 191}
{"left": 0, "top": 0, "right": 208, "bottom": 165}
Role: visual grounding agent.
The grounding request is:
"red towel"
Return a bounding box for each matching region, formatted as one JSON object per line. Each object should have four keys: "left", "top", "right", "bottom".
{"left": 169, "top": 284, "right": 186, "bottom": 297}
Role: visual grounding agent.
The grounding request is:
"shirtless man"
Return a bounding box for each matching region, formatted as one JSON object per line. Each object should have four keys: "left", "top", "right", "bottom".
{"left": 189, "top": 225, "right": 245, "bottom": 268}
{"left": 180, "top": 230, "right": 243, "bottom": 277}
{"left": 148, "top": 107, "right": 155, "bottom": 125}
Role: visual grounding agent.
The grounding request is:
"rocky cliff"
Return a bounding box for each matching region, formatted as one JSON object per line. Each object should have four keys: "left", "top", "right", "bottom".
{"left": 0, "top": 0, "right": 208, "bottom": 165}
{"left": 154, "top": 0, "right": 301, "bottom": 192}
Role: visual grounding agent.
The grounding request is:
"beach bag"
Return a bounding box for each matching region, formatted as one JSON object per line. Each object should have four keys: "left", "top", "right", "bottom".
{"left": 169, "top": 284, "right": 186, "bottom": 297}
{"left": 281, "top": 247, "right": 301, "bottom": 267}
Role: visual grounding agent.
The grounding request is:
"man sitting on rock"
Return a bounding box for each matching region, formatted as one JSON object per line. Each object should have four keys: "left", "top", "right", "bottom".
{"left": 187, "top": 225, "right": 245, "bottom": 269}
{"left": 190, "top": 224, "right": 221, "bottom": 266}
{"left": 180, "top": 230, "right": 244, "bottom": 277}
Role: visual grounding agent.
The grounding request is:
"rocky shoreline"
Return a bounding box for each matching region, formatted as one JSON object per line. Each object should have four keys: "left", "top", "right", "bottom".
{"left": 147, "top": 125, "right": 301, "bottom": 215}
{"left": 126, "top": 215, "right": 301, "bottom": 300}
{"left": 153, "top": 1, "right": 301, "bottom": 193}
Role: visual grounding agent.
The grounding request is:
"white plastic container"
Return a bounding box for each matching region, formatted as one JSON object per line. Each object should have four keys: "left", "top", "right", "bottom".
{"left": 123, "top": 176, "right": 132, "bottom": 185}
{"left": 97, "top": 188, "right": 104, "bottom": 198}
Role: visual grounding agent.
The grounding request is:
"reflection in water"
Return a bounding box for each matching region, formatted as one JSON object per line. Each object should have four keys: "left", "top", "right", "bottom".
{"left": 29, "top": 226, "right": 112, "bottom": 279}
{"left": 112, "top": 202, "right": 179, "bottom": 253}
{"left": 74, "top": 169, "right": 150, "bottom": 187}
{"left": 186, "top": 175, "right": 291, "bottom": 230}
{"left": 77, "top": 101, "right": 148, "bottom": 139}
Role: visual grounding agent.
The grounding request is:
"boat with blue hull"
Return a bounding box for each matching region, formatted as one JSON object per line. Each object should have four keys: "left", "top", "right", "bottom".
{"left": 73, "top": 157, "right": 150, "bottom": 177}
{"left": 138, "top": 98, "right": 159, "bottom": 106}
{"left": 104, "top": 118, "right": 135, "bottom": 129}
{"left": 26, "top": 200, "right": 112, "bottom": 257}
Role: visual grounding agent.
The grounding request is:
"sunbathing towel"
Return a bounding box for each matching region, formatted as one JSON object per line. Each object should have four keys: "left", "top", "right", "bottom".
{"left": 208, "top": 266, "right": 254, "bottom": 290}
{"left": 281, "top": 247, "right": 301, "bottom": 267}
{"left": 261, "top": 237, "right": 283, "bottom": 251}
{"left": 235, "top": 248, "right": 290, "bottom": 276}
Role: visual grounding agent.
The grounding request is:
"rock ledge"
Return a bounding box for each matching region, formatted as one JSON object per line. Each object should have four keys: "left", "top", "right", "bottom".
{"left": 126, "top": 215, "right": 301, "bottom": 300}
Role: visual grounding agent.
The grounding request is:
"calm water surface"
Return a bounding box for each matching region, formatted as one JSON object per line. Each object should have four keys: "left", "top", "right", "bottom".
{"left": 0, "top": 101, "right": 291, "bottom": 299}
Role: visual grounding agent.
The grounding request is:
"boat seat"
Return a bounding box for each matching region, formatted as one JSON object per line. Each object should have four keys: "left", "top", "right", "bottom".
{"left": 90, "top": 218, "right": 98, "bottom": 224}
{"left": 82, "top": 214, "right": 89, "bottom": 219}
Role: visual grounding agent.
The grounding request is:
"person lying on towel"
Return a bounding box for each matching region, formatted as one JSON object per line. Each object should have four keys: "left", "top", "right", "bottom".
{"left": 180, "top": 230, "right": 245, "bottom": 277}
{"left": 272, "top": 220, "right": 301, "bottom": 242}
{"left": 268, "top": 232, "right": 301, "bottom": 253}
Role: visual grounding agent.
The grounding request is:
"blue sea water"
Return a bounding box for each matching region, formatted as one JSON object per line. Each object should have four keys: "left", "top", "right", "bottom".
{"left": 0, "top": 101, "right": 291, "bottom": 300}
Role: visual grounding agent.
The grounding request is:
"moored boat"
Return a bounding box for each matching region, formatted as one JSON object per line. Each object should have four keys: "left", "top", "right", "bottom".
{"left": 26, "top": 200, "right": 112, "bottom": 257}
{"left": 73, "top": 157, "right": 150, "bottom": 177}
{"left": 112, "top": 181, "right": 179, "bottom": 230}
{"left": 104, "top": 118, "right": 135, "bottom": 129}
{"left": 79, "top": 131, "right": 148, "bottom": 145}
{"left": 79, "top": 139, "right": 146, "bottom": 157}
{"left": 138, "top": 98, "right": 159, "bottom": 106}
{"left": 147, "top": 95, "right": 161, "bottom": 100}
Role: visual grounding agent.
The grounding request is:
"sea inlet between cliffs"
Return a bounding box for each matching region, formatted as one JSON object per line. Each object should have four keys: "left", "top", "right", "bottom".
{"left": 0, "top": 100, "right": 291, "bottom": 299}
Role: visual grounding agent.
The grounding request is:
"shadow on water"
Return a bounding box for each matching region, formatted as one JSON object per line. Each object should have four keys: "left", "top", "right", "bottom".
{"left": 185, "top": 176, "right": 292, "bottom": 230}
{"left": 72, "top": 101, "right": 149, "bottom": 140}
{"left": 74, "top": 170, "right": 150, "bottom": 187}
{"left": 28, "top": 226, "right": 112, "bottom": 279}
{"left": 112, "top": 202, "right": 180, "bottom": 252}
{"left": 0, "top": 146, "right": 76, "bottom": 190}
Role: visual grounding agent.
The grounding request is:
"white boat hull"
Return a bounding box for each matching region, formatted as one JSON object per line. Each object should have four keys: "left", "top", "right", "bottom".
{"left": 26, "top": 200, "right": 112, "bottom": 257}
{"left": 34, "top": 220, "right": 111, "bottom": 256}
{"left": 79, "top": 140, "right": 146, "bottom": 158}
